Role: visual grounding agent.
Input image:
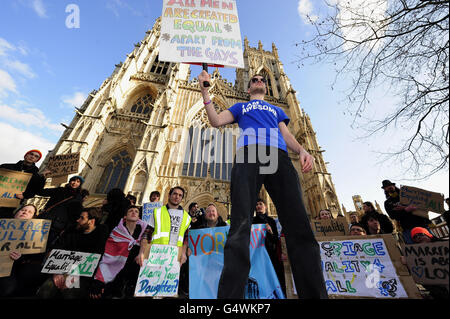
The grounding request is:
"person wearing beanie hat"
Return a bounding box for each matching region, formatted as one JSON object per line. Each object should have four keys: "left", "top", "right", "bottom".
{"left": 410, "top": 227, "right": 435, "bottom": 243}
{"left": 37, "top": 175, "right": 84, "bottom": 251}
{"left": 0, "top": 149, "right": 48, "bottom": 218}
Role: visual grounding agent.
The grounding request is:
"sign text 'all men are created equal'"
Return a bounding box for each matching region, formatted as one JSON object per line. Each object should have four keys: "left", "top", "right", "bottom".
{"left": 160, "top": 0, "right": 244, "bottom": 68}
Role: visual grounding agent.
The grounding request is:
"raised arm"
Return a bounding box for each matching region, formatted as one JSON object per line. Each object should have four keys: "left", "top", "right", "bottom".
{"left": 198, "top": 70, "right": 235, "bottom": 128}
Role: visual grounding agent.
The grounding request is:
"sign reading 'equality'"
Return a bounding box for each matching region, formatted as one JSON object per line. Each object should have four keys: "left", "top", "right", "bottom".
{"left": 160, "top": 0, "right": 244, "bottom": 68}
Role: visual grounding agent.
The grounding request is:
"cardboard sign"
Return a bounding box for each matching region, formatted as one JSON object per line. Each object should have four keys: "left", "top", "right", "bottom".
{"left": 403, "top": 241, "right": 449, "bottom": 286}
{"left": 317, "top": 236, "right": 409, "bottom": 298}
{"left": 311, "top": 217, "right": 349, "bottom": 237}
{"left": 135, "top": 244, "right": 180, "bottom": 297}
{"left": 0, "top": 169, "right": 32, "bottom": 208}
{"left": 0, "top": 255, "right": 14, "bottom": 278}
{"left": 46, "top": 153, "right": 80, "bottom": 177}
{"left": 400, "top": 185, "right": 445, "bottom": 214}
{"left": 160, "top": 0, "right": 244, "bottom": 68}
{"left": 0, "top": 219, "right": 51, "bottom": 254}
{"left": 142, "top": 202, "right": 163, "bottom": 224}
{"left": 41, "top": 249, "right": 102, "bottom": 277}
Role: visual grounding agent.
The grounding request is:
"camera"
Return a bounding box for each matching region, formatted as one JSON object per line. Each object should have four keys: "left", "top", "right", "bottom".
{"left": 194, "top": 208, "right": 205, "bottom": 217}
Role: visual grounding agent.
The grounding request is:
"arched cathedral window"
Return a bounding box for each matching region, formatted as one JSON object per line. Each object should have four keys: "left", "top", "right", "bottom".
{"left": 181, "top": 110, "right": 235, "bottom": 181}
{"left": 150, "top": 55, "right": 171, "bottom": 75}
{"left": 96, "top": 150, "right": 132, "bottom": 194}
{"left": 130, "top": 93, "right": 154, "bottom": 115}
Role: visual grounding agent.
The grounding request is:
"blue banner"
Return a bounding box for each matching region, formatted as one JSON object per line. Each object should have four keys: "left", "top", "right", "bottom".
{"left": 188, "top": 224, "right": 285, "bottom": 299}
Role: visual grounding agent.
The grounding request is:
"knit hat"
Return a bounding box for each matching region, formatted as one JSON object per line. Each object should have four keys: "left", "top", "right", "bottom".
{"left": 24, "top": 149, "right": 42, "bottom": 161}
{"left": 69, "top": 175, "right": 85, "bottom": 185}
{"left": 410, "top": 227, "right": 433, "bottom": 239}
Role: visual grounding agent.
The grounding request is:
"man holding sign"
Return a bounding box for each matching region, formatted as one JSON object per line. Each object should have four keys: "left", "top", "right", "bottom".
{"left": 0, "top": 149, "right": 48, "bottom": 218}
{"left": 197, "top": 71, "right": 328, "bottom": 299}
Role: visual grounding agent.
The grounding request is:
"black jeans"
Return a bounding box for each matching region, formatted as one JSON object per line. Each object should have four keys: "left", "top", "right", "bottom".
{"left": 217, "top": 145, "right": 328, "bottom": 299}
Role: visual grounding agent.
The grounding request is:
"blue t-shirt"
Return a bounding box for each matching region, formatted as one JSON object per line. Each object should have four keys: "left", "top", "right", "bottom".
{"left": 228, "top": 100, "right": 290, "bottom": 151}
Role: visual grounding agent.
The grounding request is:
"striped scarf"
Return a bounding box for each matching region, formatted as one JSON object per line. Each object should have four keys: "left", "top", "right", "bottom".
{"left": 95, "top": 218, "right": 147, "bottom": 284}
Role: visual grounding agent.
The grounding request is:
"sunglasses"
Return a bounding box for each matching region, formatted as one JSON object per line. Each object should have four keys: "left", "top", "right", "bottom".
{"left": 251, "top": 77, "right": 266, "bottom": 84}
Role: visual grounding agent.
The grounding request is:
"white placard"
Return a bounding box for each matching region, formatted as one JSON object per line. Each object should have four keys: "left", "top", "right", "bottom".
{"left": 160, "top": 0, "right": 244, "bottom": 68}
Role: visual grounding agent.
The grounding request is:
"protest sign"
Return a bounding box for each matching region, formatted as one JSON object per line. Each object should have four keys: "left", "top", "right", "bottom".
{"left": 0, "top": 169, "right": 32, "bottom": 208}
{"left": 135, "top": 244, "right": 180, "bottom": 297}
{"left": 142, "top": 202, "right": 163, "bottom": 224}
{"left": 188, "top": 224, "right": 285, "bottom": 299}
{"left": 0, "top": 219, "right": 51, "bottom": 254}
{"left": 41, "top": 249, "right": 102, "bottom": 277}
{"left": 311, "top": 217, "right": 349, "bottom": 237}
{"left": 46, "top": 152, "right": 80, "bottom": 178}
{"left": 314, "top": 235, "right": 421, "bottom": 299}
{"left": 160, "top": 0, "right": 244, "bottom": 68}
{"left": 403, "top": 241, "right": 449, "bottom": 286}
{"left": 400, "top": 185, "right": 445, "bottom": 214}
{"left": 0, "top": 255, "right": 14, "bottom": 278}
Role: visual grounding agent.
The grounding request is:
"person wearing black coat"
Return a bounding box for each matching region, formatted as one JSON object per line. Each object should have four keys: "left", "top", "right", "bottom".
{"left": 381, "top": 180, "right": 431, "bottom": 244}
{"left": 252, "top": 198, "right": 286, "bottom": 297}
{"left": 0, "top": 149, "right": 47, "bottom": 218}
{"left": 37, "top": 175, "right": 85, "bottom": 250}
{"left": 101, "top": 188, "right": 131, "bottom": 233}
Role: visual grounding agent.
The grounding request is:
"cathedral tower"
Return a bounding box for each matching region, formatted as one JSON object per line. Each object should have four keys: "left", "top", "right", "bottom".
{"left": 36, "top": 18, "right": 342, "bottom": 220}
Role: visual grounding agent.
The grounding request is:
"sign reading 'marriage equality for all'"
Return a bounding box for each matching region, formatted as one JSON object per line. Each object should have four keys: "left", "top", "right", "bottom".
{"left": 0, "top": 219, "right": 51, "bottom": 254}
{"left": 41, "top": 249, "right": 102, "bottom": 277}
{"left": 317, "top": 237, "right": 409, "bottom": 298}
{"left": 160, "top": 0, "right": 244, "bottom": 68}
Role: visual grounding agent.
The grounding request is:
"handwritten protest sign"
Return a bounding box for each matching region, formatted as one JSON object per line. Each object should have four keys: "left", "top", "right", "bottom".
{"left": 0, "top": 169, "right": 32, "bottom": 208}
{"left": 311, "top": 217, "right": 349, "bottom": 237}
{"left": 0, "top": 255, "right": 14, "bottom": 278}
{"left": 317, "top": 236, "right": 409, "bottom": 298}
{"left": 188, "top": 224, "right": 285, "bottom": 299}
{"left": 0, "top": 219, "right": 51, "bottom": 254}
{"left": 41, "top": 249, "right": 101, "bottom": 277}
{"left": 46, "top": 152, "right": 80, "bottom": 177}
{"left": 142, "top": 202, "right": 163, "bottom": 224}
{"left": 400, "top": 185, "right": 445, "bottom": 214}
{"left": 160, "top": 0, "right": 244, "bottom": 68}
{"left": 404, "top": 241, "right": 449, "bottom": 286}
{"left": 135, "top": 244, "right": 180, "bottom": 297}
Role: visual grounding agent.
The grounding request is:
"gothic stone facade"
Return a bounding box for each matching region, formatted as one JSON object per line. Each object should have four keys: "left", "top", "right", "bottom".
{"left": 36, "top": 18, "right": 341, "bottom": 220}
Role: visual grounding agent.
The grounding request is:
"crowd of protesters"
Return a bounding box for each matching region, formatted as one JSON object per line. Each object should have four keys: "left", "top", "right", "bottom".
{"left": 0, "top": 150, "right": 448, "bottom": 299}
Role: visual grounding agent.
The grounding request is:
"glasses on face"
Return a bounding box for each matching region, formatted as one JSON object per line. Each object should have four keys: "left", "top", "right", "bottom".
{"left": 251, "top": 77, "right": 266, "bottom": 84}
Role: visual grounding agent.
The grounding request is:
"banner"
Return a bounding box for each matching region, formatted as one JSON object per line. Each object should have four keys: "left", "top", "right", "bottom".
{"left": 318, "top": 237, "right": 408, "bottom": 298}
{"left": 160, "top": 0, "right": 244, "bottom": 68}
{"left": 188, "top": 224, "right": 285, "bottom": 299}
{"left": 135, "top": 244, "right": 180, "bottom": 297}
{"left": 403, "top": 241, "right": 449, "bottom": 286}
{"left": 0, "top": 169, "right": 32, "bottom": 208}
{"left": 46, "top": 152, "right": 80, "bottom": 177}
{"left": 142, "top": 202, "right": 163, "bottom": 224}
{"left": 0, "top": 219, "right": 51, "bottom": 254}
{"left": 311, "top": 217, "right": 349, "bottom": 237}
{"left": 41, "top": 249, "right": 102, "bottom": 277}
{"left": 400, "top": 185, "right": 445, "bottom": 214}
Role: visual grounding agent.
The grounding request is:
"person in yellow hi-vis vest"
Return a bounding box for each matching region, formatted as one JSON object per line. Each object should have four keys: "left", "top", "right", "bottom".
{"left": 135, "top": 186, "right": 191, "bottom": 267}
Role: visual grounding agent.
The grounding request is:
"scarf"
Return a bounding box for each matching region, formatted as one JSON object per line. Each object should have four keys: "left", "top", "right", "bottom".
{"left": 94, "top": 218, "right": 147, "bottom": 284}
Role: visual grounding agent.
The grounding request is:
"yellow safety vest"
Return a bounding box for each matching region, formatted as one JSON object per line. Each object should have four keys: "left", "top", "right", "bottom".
{"left": 151, "top": 205, "right": 191, "bottom": 247}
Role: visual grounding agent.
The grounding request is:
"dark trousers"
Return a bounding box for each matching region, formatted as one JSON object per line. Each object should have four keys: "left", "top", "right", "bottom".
{"left": 217, "top": 146, "right": 328, "bottom": 299}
